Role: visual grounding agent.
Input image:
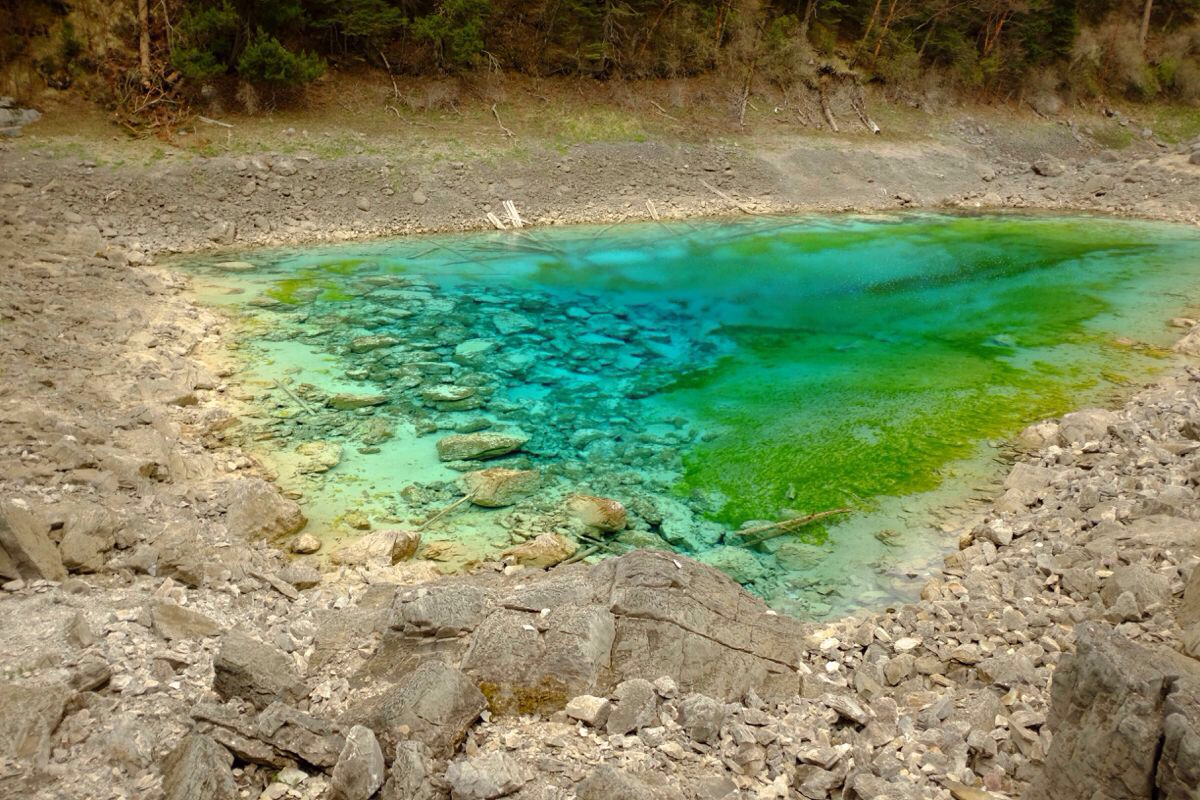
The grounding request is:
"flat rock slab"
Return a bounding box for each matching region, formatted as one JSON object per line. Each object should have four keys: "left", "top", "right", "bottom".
{"left": 378, "top": 550, "right": 808, "bottom": 714}
{"left": 151, "top": 601, "right": 222, "bottom": 641}
{"left": 193, "top": 701, "right": 346, "bottom": 769}
{"left": 435, "top": 432, "right": 528, "bottom": 462}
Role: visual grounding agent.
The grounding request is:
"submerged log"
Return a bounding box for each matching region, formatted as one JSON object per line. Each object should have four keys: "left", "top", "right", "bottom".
{"left": 736, "top": 507, "right": 852, "bottom": 548}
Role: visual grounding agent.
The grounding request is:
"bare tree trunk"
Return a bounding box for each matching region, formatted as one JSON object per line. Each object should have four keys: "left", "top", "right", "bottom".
{"left": 1138, "top": 0, "right": 1153, "bottom": 49}
{"left": 860, "top": 0, "right": 885, "bottom": 52}
{"left": 872, "top": 0, "right": 899, "bottom": 60}
{"left": 800, "top": 0, "right": 819, "bottom": 39}
{"left": 138, "top": 0, "right": 150, "bottom": 79}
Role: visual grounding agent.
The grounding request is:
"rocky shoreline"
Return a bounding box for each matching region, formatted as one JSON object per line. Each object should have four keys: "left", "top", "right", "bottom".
{"left": 2, "top": 127, "right": 1200, "bottom": 800}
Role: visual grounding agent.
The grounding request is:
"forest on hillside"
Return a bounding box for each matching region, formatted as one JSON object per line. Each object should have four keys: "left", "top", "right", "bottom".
{"left": 3, "top": 0, "right": 1199, "bottom": 118}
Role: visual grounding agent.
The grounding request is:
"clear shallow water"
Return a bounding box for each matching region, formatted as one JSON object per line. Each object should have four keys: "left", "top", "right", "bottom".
{"left": 184, "top": 213, "right": 1200, "bottom": 617}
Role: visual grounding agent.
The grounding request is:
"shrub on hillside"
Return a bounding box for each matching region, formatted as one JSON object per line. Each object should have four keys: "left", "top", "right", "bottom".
{"left": 235, "top": 31, "right": 324, "bottom": 86}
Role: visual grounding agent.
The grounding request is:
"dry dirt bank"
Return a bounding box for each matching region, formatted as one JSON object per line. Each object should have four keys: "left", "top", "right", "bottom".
{"left": 1, "top": 107, "right": 1200, "bottom": 800}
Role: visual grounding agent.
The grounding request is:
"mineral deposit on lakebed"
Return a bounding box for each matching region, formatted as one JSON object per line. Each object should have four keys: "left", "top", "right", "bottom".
{"left": 184, "top": 213, "right": 1200, "bottom": 618}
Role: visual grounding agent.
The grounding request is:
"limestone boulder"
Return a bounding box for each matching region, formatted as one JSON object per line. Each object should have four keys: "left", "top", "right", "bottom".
{"left": 605, "top": 678, "right": 658, "bottom": 735}
{"left": 565, "top": 695, "right": 611, "bottom": 727}
{"left": 1015, "top": 420, "right": 1060, "bottom": 451}
{"left": 343, "top": 660, "right": 486, "bottom": 758}
{"left": 331, "top": 725, "right": 386, "bottom": 800}
{"left": 1176, "top": 563, "right": 1200, "bottom": 629}
{"left": 1099, "top": 563, "right": 1172, "bottom": 614}
{"left": 1027, "top": 622, "right": 1200, "bottom": 800}
{"left": 1057, "top": 408, "right": 1118, "bottom": 448}
{"left": 291, "top": 533, "right": 322, "bottom": 554}
{"left": 161, "top": 734, "right": 237, "bottom": 800}
{"left": 576, "top": 765, "right": 685, "bottom": 800}
{"left": 1032, "top": 159, "right": 1065, "bottom": 177}
{"left": 0, "top": 500, "right": 66, "bottom": 581}
{"left": 1158, "top": 677, "right": 1200, "bottom": 798}
{"left": 212, "top": 630, "right": 305, "bottom": 710}
{"left": 676, "top": 693, "right": 727, "bottom": 743}
{"left": 329, "top": 529, "right": 420, "bottom": 567}
{"left": 223, "top": 478, "right": 306, "bottom": 541}
{"left": 1003, "top": 462, "right": 1057, "bottom": 494}
{"left": 57, "top": 504, "right": 118, "bottom": 574}
{"left": 380, "top": 741, "right": 436, "bottom": 800}
{"left": 444, "top": 751, "right": 529, "bottom": 800}
{"left": 0, "top": 682, "right": 69, "bottom": 766}
{"left": 565, "top": 494, "right": 627, "bottom": 531}
{"left": 500, "top": 533, "right": 576, "bottom": 568}
{"left": 193, "top": 701, "right": 345, "bottom": 769}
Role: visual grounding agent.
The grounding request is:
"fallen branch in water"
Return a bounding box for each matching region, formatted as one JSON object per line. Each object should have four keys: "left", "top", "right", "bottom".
{"left": 563, "top": 544, "right": 601, "bottom": 565}
{"left": 273, "top": 379, "right": 314, "bottom": 416}
{"left": 420, "top": 491, "right": 477, "bottom": 530}
{"left": 737, "top": 507, "right": 852, "bottom": 548}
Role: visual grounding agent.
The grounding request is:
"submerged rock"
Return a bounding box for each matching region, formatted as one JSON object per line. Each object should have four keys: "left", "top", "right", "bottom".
{"left": 566, "top": 494, "right": 627, "bottom": 531}
{"left": 420, "top": 385, "right": 476, "bottom": 404}
{"left": 436, "top": 432, "right": 528, "bottom": 462}
{"left": 213, "top": 261, "right": 256, "bottom": 272}
{"left": 349, "top": 335, "right": 399, "bottom": 353}
{"left": 461, "top": 468, "right": 540, "bottom": 507}
{"left": 328, "top": 393, "right": 388, "bottom": 410}
{"left": 295, "top": 441, "right": 343, "bottom": 474}
{"left": 453, "top": 339, "right": 499, "bottom": 366}
{"left": 695, "top": 545, "right": 767, "bottom": 585}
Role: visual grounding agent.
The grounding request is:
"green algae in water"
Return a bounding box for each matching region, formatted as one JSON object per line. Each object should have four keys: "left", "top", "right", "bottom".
{"left": 183, "top": 213, "right": 1200, "bottom": 614}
